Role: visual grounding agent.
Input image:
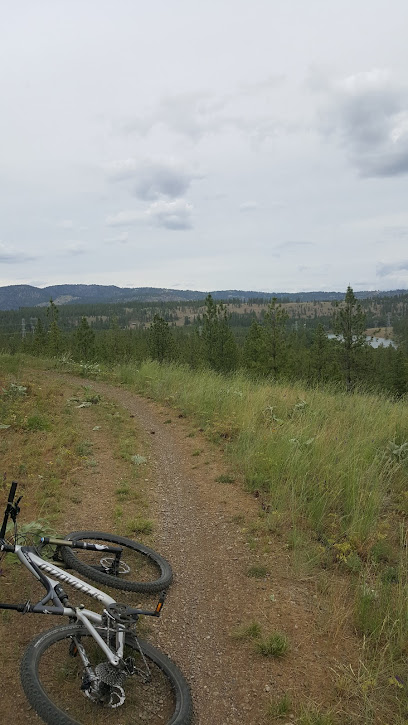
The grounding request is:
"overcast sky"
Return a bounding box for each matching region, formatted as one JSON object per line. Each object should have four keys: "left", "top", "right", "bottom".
{"left": 1, "top": 1, "right": 408, "bottom": 293}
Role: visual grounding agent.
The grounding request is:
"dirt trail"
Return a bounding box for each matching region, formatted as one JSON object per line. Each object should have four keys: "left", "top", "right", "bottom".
{"left": 87, "top": 379, "right": 355, "bottom": 725}
{"left": 88, "top": 380, "right": 272, "bottom": 724}
{"left": 1, "top": 372, "right": 356, "bottom": 724}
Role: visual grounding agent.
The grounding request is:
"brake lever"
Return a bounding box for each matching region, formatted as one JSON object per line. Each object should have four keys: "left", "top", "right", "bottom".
{"left": 9, "top": 496, "right": 22, "bottom": 523}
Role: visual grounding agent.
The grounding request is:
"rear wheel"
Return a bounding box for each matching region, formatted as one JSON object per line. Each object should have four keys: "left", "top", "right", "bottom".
{"left": 60, "top": 531, "right": 172, "bottom": 593}
{"left": 21, "top": 624, "right": 193, "bottom": 725}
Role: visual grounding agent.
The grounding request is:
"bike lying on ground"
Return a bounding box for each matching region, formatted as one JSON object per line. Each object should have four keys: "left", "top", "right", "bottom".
{"left": 0, "top": 482, "right": 192, "bottom": 725}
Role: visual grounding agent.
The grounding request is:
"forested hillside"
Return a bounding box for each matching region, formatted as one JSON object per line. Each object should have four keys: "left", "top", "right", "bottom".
{"left": 1, "top": 288, "right": 407, "bottom": 396}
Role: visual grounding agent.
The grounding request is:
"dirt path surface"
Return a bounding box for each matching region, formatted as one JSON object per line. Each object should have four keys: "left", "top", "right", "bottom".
{"left": 1, "top": 372, "right": 357, "bottom": 725}
{"left": 86, "top": 379, "right": 356, "bottom": 725}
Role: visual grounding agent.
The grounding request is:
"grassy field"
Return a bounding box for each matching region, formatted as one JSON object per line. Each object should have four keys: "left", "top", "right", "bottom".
{"left": 111, "top": 358, "right": 408, "bottom": 723}
{"left": 1, "top": 353, "right": 407, "bottom": 723}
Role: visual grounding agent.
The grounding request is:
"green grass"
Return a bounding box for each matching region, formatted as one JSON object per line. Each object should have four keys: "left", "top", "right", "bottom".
{"left": 267, "top": 693, "right": 291, "bottom": 720}
{"left": 232, "top": 620, "right": 262, "bottom": 640}
{"left": 215, "top": 474, "right": 235, "bottom": 483}
{"left": 125, "top": 517, "right": 153, "bottom": 536}
{"left": 255, "top": 632, "right": 289, "bottom": 657}
{"left": 5, "top": 354, "right": 408, "bottom": 724}
{"left": 247, "top": 564, "right": 268, "bottom": 578}
{"left": 298, "top": 708, "right": 336, "bottom": 725}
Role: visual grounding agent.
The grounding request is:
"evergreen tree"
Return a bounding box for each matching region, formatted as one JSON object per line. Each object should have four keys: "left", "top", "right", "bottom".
{"left": 310, "top": 323, "right": 330, "bottom": 382}
{"left": 391, "top": 348, "right": 407, "bottom": 398}
{"left": 148, "top": 314, "right": 173, "bottom": 363}
{"left": 243, "top": 321, "right": 269, "bottom": 376}
{"left": 74, "top": 317, "right": 95, "bottom": 361}
{"left": 46, "top": 299, "right": 61, "bottom": 356}
{"left": 104, "top": 316, "right": 123, "bottom": 363}
{"left": 334, "top": 286, "right": 366, "bottom": 390}
{"left": 202, "top": 294, "right": 238, "bottom": 373}
{"left": 33, "top": 318, "right": 47, "bottom": 355}
{"left": 263, "top": 298, "right": 289, "bottom": 377}
{"left": 183, "top": 328, "right": 204, "bottom": 369}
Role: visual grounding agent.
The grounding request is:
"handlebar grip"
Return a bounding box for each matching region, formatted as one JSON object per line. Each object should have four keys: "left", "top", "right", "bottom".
{"left": 8, "top": 482, "right": 18, "bottom": 503}
{"left": 0, "top": 539, "right": 15, "bottom": 553}
{"left": 0, "top": 482, "right": 18, "bottom": 540}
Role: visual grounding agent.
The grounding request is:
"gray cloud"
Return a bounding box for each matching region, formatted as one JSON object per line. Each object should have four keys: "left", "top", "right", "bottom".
{"left": 62, "top": 243, "right": 86, "bottom": 256}
{"left": 117, "top": 82, "right": 290, "bottom": 144}
{"left": 0, "top": 243, "right": 38, "bottom": 263}
{"left": 319, "top": 70, "right": 408, "bottom": 177}
{"left": 383, "top": 225, "right": 408, "bottom": 238}
{"left": 56, "top": 219, "right": 74, "bottom": 230}
{"left": 377, "top": 260, "right": 408, "bottom": 277}
{"left": 108, "top": 157, "right": 200, "bottom": 200}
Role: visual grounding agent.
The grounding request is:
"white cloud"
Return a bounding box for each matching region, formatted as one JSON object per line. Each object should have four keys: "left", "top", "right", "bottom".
{"left": 105, "top": 211, "right": 143, "bottom": 227}
{"left": 57, "top": 219, "right": 74, "bottom": 230}
{"left": 117, "top": 81, "right": 291, "bottom": 144}
{"left": 104, "top": 231, "right": 129, "bottom": 244}
{"left": 63, "top": 243, "right": 86, "bottom": 256}
{"left": 106, "top": 199, "right": 193, "bottom": 231}
{"left": 146, "top": 199, "right": 193, "bottom": 230}
{"left": 240, "top": 201, "right": 259, "bottom": 212}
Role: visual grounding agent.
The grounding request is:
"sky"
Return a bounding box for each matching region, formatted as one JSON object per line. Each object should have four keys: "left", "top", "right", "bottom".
{"left": 1, "top": 0, "right": 408, "bottom": 294}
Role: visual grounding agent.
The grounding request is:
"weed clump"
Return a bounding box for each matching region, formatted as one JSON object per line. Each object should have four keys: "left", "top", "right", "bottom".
{"left": 247, "top": 564, "right": 268, "bottom": 579}
{"left": 232, "top": 620, "right": 262, "bottom": 640}
{"left": 125, "top": 518, "right": 153, "bottom": 536}
{"left": 255, "top": 632, "right": 289, "bottom": 657}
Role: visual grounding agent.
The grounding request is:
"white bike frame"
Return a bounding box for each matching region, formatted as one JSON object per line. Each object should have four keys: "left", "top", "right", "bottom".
{"left": 16, "top": 545, "right": 125, "bottom": 665}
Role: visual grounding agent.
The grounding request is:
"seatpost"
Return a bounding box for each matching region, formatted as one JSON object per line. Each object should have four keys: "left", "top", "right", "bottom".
{"left": 0, "top": 481, "right": 18, "bottom": 540}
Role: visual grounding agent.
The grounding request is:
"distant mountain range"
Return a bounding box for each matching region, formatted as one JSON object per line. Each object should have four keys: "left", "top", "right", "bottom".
{"left": 0, "top": 283, "right": 407, "bottom": 311}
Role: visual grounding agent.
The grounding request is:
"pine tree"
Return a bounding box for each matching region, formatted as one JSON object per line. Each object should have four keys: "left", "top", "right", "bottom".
{"left": 263, "top": 298, "right": 289, "bottom": 377}
{"left": 33, "top": 318, "right": 47, "bottom": 355}
{"left": 391, "top": 348, "right": 407, "bottom": 398}
{"left": 310, "top": 323, "right": 330, "bottom": 382}
{"left": 334, "top": 286, "right": 366, "bottom": 390}
{"left": 243, "top": 321, "right": 269, "bottom": 376}
{"left": 202, "top": 294, "right": 238, "bottom": 373}
{"left": 46, "top": 299, "right": 61, "bottom": 356}
{"left": 148, "top": 314, "right": 174, "bottom": 363}
{"left": 74, "top": 317, "right": 95, "bottom": 361}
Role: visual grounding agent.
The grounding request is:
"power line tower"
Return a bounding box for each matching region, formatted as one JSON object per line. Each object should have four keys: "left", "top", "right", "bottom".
{"left": 21, "top": 318, "right": 26, "bottom": 339}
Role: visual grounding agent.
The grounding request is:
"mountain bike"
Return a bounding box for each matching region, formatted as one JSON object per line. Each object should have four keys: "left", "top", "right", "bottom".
{"left": 0, "top": 482, "right": 192, "bottom": 724}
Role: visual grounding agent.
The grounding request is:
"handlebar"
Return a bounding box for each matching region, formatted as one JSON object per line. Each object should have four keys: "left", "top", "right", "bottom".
{"left": 0, "top": 539, "right": 15, "bottom": 553}
{"left": 0, "top": 481, "right": 19, "bottom": 540}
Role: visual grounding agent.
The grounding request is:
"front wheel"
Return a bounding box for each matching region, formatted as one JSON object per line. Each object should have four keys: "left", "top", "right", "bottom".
{"left": 21, "top": 624, "right": 193, "bottom": 725}
{"left": 60, "top": 530, "right": 173, "bottom": 593}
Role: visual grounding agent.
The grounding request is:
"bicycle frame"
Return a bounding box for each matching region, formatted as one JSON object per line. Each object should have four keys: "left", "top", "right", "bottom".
{"left": 0, "top": 479, "right": 164, "bottom": 668}
{"left": 3, "top": 543, "right": 126, "bottom": 665}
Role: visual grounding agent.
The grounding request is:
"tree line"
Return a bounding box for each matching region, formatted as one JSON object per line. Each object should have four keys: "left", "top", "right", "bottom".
{"left": 1, "top": 289, "right": 407, "bottom": 397}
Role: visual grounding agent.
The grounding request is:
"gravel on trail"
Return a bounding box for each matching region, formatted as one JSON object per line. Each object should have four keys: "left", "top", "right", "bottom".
{"left": 93, "top": 381, "right": 275, "bottom": 725}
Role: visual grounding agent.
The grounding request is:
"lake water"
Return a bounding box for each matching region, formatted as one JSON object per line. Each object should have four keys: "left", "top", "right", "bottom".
{"left": 328, "top": 334, "right": 397, "bottom": 349}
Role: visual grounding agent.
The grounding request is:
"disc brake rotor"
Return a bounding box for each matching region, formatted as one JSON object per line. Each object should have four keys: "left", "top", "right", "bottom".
{"left": 99, "top": 556, "right": 131, "bottom": 575}
{"left": 84, "top": 683, "right": 126, "bottom": 708}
